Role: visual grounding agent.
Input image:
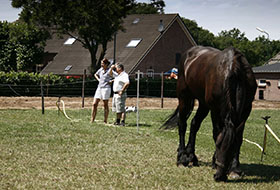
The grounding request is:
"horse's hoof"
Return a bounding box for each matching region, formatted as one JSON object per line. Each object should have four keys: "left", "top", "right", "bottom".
{"left": 177, "top": 163, "right": 186, "bottom": 168}
{"left": 191, "top": 161, "right": 199, "bottom": 167}
{"left": 214, "top": 174, "right": 228, "bottom": 182}
{"left": 230, "top": 168, "right": 244, "bottom": 176}
{"left": 228, "top": 171, "right": 243, "bottom": 179}
{"left": 177, "top": 153, "right": 189, "bottom": 167}
{"left": 212, "top": 163, "right": 217, "bottom": 169}
{"left": 176, "top": 160, "right": 189, "bottom": 167}
{"left": 189, "top": 154, "right": 199, "bottom": 166}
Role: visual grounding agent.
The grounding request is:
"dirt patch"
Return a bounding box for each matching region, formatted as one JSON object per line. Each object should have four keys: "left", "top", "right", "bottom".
{"left": 0, "top": 96, "right": 280, "bottom": 110}
{"left": 0, "top": 97, "right": 178, "bottom": 110}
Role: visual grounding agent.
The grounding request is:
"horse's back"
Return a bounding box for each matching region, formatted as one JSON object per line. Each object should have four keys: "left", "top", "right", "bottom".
{"left": 180, "top": 46, "right": 256, "bottom": 108}
{"left": 180, "top": 46, "right": 224, "bottom": 102}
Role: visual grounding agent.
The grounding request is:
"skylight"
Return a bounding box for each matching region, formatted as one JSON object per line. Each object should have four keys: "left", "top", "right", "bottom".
{"left": 132, "top": 18, "right": 140, "bottom": 24}
{"left": 126, "top": 39, "right": 142, "bottom": 48}
{"left": 64, "top": 65, "right": 72, "bottom": 71}
{"left": 64, "top": 37, "right": 76, "bottom": 45}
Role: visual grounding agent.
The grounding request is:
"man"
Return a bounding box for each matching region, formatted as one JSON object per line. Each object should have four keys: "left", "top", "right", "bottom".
{"left": 110, "top": 63, "right": 130, "bottom": 126}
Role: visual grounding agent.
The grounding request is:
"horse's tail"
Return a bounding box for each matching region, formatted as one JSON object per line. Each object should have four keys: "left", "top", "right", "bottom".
{"left": 226, "top": 47, "right": 256, "bottom": 126}
{"left": 215, "top": 49, "right": 254, "bottom": 162}
{"left": 160, "top": 106, "right": 179, "bottom": 130}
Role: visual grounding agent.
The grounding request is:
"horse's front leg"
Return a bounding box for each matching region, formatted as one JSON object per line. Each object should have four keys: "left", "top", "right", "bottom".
{"left": 177, "top": 116, "right": 188, "bottom": 166}
{"left": 186, "top": 104, "right": 209, "bottom": 166}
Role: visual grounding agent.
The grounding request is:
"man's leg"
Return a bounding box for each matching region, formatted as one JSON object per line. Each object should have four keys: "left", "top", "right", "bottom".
{"left": 114, "top": 112, "right": 122, "bottom": 125}
{"left": 121, "top": 112, "right": 126, "bottom": 126}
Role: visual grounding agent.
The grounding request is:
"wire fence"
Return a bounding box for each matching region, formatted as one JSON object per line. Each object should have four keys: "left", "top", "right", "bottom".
{"left": 0, "top": 72, "right": 177, "bottom": 98}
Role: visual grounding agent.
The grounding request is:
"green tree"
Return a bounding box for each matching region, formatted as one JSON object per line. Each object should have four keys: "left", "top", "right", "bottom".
{"left": 129, "top": 0, "right": 165, "bottom": 14}
{"left": 213, "top": 28, "right": 280, "bottom": 66}
{"left": 181, "top": 18, "right": 215, "bottom": 46}
{"left": 12, "top": 0, "right": 134, "bottom": 73}
{"left": 213, "top": 28, "right": 261, "bottom": 66}
{"left": 214, "top": 28, "right": 249, "bottom": 49}
{"left": 0, "top": 21, "right": 46, "bottom": 72}
{"left": 0, "top": 21, "right": 16, "bottom": 71}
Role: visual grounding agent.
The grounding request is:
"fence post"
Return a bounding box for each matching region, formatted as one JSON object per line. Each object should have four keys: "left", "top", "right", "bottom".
{"left": 82, "top": 69, "right": 86, "bottom": 108}
{"left": 46, "top": 74, "right": 49, "bottom": 96}
{"left": 41, "top": 80, "right": 45, "bottom": 114}
{"left": 261, "top": 116, "right": 270, "bottom": 161}
{"left": 136, "top": 70, "right": 140, "bottom": 133}
{"left": 161, "top": 72, "right": 164, "bottom": 108}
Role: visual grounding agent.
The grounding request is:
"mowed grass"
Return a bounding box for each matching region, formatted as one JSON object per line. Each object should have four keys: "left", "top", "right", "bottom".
{"left": 0, "top": 107, "right": 279, "bottom": 189}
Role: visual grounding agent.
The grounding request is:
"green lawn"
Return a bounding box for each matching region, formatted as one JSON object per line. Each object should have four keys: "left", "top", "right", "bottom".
{"left": 0, "top": 108, "right": 279, "bottom": 189}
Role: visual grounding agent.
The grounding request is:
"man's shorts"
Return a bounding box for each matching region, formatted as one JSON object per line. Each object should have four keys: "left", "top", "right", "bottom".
{"left": 94, "top": 87, "right": 111, "bottom": 100}
{"left": 112, "top": 93, "right": 127, "bottom": 113}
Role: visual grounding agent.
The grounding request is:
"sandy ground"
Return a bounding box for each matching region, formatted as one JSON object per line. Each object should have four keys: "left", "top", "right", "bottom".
{"left": 0, "top": 96, "right": 280, "bottom": 110}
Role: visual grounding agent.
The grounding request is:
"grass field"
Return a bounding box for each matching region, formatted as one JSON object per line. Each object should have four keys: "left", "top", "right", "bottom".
{"left": 0, "top": 108, "right": 279, "bottom": 189}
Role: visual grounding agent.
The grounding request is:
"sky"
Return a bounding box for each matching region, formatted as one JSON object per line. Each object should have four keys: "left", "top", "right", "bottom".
{"left": 1, "top": 0, "right": 279, "bottom": 41}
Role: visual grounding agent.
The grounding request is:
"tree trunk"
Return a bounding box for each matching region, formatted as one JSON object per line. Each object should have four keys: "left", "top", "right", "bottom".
{"left": 89, "top": 46, "right": 98, "bottom": 74}
{"left": 97, "top": 42, "right": 108, "bottom": 68}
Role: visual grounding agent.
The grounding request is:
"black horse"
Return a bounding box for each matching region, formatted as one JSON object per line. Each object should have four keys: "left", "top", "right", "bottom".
{"left": 162, "top": 46, "right": 257, "bottom": 181}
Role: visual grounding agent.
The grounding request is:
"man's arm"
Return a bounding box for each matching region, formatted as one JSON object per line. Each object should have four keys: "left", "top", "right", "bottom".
{"left": 119, "top": 82, "right": 129, "bottom": 95}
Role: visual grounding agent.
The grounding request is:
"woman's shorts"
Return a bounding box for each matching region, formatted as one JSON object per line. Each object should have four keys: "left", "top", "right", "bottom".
{"left": 94, "top": 87, "right": 111, "bottom": 100}
{"left": 112, "top": 93, "right": 127, "bottom": 113}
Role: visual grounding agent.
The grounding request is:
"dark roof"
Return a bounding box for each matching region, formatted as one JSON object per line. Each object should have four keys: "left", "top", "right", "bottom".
{"left": 41, "top": 34, "right": 90, "bottom": 75}
{"left": 41, "top": 14, "right": 195, "bottom": 75}
{"left": 253, "top": 62, "right": 280, "bottom": 73}
{"left": 104, "top": 14, "right": 195, "bottom": 74}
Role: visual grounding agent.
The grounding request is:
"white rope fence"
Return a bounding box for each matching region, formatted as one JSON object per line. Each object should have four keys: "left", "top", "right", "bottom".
{"left": 243, "top": 138, "right": 263, "bottom": 152}
{"left": 264, "top": 124, "right": 280, "bottom": 144}
{"left": 56, "top": 98, "right": 81, "bottom": 122}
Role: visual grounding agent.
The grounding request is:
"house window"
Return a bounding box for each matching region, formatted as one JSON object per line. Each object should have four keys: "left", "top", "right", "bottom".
{"left": 147, "top": 69, "right": 154, "bottom": 78}
{"left": 175, "top": 53, "right": 181, "bottom": 65}
{"left": 126, "top": 39, "right": 142, "bottom": 48}
{"left": 259, "top": 90, "right": 264, "bottom": 100}
{"left": 64, "top": 65, "right": 72, "bottom": 71}
{"left": 258, "top": 79, "right": 266, "bottom": 87}
{"left": 64, "top": 37, "right": 76, "bottom": 45}
{"left": 133, "top": 18, "right": 140, "bottom": 24}
{"left": 278, "top": 80, "right": 280, "bottom": 88}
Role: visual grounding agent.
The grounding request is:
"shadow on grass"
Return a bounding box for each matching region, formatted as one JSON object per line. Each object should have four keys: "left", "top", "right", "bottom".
{"left": 197, "top": 161, "right": 280, "bottom": 183}
{"left": 231, "top": 163, "right": 280, "bottom": 183}
{"left": 126, "top": 123, "right": 152, "bottom": 128}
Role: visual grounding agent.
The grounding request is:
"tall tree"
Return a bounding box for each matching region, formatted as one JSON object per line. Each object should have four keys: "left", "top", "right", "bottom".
{"left": 12, "top": 0, "right": 135, "bottom": 73}
{"left": 0, "top": 21, "right": 47, "bottom": 72}
{"left": 129, "top": 0, "right": 165, "bottom": 14}
{"left": 181, "top": 18, "right": 215, "bottom": 46}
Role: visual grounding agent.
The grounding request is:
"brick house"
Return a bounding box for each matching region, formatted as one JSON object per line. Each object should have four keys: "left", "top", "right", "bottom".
{"left": 40, "top": 14, "right": 196, "bottom": 77}
{"left": 253, "top": 61, "right": 280, "bottom": 101}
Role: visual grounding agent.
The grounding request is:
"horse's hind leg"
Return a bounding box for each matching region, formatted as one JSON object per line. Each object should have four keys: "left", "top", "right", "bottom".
{"left": 186, "top": 103, "right": 209, "bottom": 166}
{"left": 177, "top": 95, "right": 194, "bottom": 167}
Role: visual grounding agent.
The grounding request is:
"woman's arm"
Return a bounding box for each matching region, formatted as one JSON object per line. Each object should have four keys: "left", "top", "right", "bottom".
{"left": 94, "top": 73, "right": 100, "bottom": 82}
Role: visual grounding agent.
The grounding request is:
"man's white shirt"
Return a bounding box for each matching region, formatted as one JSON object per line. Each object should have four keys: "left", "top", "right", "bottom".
{"left": 112, "top": 71, "right": 130, "bottom": 92}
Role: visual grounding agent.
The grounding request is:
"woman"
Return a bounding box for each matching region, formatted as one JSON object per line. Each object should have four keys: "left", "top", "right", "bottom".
{"left": 91, "top": 58, "right": 113, "bottom": 123}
